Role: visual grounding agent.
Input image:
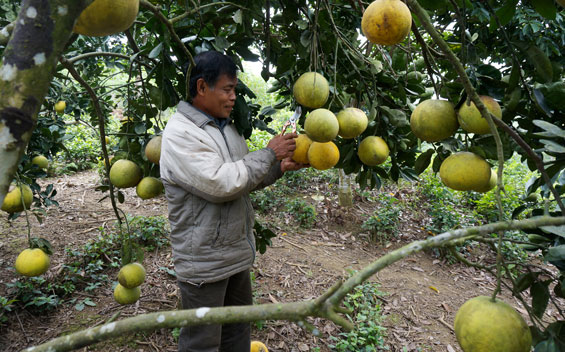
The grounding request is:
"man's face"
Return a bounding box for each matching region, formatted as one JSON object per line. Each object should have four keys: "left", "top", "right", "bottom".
{"left": 196, "top": 74, "right": 237, "bottom": 119}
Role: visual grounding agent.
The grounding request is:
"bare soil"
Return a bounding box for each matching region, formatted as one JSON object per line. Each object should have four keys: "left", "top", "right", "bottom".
{"left": 0, "top": 170, "right": 548, "bottom": 352}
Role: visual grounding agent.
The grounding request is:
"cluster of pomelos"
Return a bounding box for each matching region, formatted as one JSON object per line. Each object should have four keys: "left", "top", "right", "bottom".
{"left": 291, "top": 72, "right": 390, "bottom": 170}
{"left": 114, "top": 262, "right": 146, "bottom": 305}
{"left": 411, "top": 96, "right": 501, "bottom": 193}
{"left": 108, "top": 135, "right": 164, "bottom": 200}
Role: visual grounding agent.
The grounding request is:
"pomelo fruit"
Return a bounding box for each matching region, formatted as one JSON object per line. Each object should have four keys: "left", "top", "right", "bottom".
{"left": 54, "top": 101, "right": 66, "bottom": 115}
{"left": 454, "top": 296, "right": 531, "bottom": 352}
{"left": 31, "top": 155, "right": 49, "bottom": 169}
{"left": 358, "top": 136, "right": 390, "bottom": 166}
{"left": 293, "top": 72, "right": 330, "bottom": 109}
{"left": 1, "top": 184, "right": 33, "bottom": 213}
{"left": 308, "top": 141, "right": 340, "bottom": 170}
{"left": 15, "top": 248, "right": 50, "bottom": 277}
{"left": 136, "top": 176, "right": 164, "bottom": 200}
{"left": 292, "top": 134, "right": 313, "bottom": 164}
{"left": 410, "top": 99, "right": 458, "bottom": 142}
{"left": 109, "top": 159, "right": 142, "bottom": 188}
{"left": 118, "top": 262, "right": 146, "bottom": 288}
{"left": 145, "top": 135, "right": 162, "bottom": 165}
{"left": 114, "top": 283, "right": 141, "bottom": 305}
{"left": 336, "top": 108, "right": 368, "bottom": 139}
{"left": 250, "top": 341, "right": 269, "bottom": 352}
{"left": 439, "top": 152, "right": 491, "bottom": 192}
{"left": 474, "top": 168, "right": 498, "bottom": 193}
{"left": 304, "top": 109, "right": 339, "bottom": 143}
{"left": 361, "top": 0, "right": 412, "bottom": 45}
{"left": 458, "top": 96, "right": 502, "bottom": 135}
{"left": 74, "top": 0, "right": 140, "bottom": 37}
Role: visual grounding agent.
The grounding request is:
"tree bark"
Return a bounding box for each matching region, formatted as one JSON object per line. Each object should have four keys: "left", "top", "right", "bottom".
{"left": 0, "top": 0, "right": 89, "bottom": 206}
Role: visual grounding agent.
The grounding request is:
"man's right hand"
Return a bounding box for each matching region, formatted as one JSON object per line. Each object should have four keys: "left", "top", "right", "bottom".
{"left": 267, "top": 133, "right": 297, "bottom": 160}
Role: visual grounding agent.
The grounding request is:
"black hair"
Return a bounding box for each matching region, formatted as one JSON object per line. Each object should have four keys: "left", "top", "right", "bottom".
{"left": 188, "top": 51, "right": 238, "bottom": 99}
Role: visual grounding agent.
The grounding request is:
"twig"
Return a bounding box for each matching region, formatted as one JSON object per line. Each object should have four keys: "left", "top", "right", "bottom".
{"left": 15, "top": 310, "right": 29, "bottom": 343}
{"left": 438, "top": 314, "right": 454, "bottom": 331}
{"left": 279, "top": 236, "right": 308, "bottom": 252}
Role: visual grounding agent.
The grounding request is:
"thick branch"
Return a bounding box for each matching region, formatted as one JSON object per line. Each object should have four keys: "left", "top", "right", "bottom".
{"left": 28, "top": 216, "right": 565, "bottom": 352}
{"left": 0, "top": 0, "right": 89, "bottom": 208}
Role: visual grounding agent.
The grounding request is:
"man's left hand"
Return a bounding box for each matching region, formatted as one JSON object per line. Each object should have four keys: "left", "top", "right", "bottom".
{"left": 281, "top": 158, "right": 309, "bottom": 173}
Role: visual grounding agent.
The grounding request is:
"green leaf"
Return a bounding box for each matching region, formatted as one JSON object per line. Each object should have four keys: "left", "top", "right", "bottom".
{"left": 514, "top": 272, "right": 538, "bottom": 293}
{"left": 530, "top": 281, "right": 550, "bottom": 318}
{"left": 414, "top": 149, "right": 435, "bottom": 175}
{"left": 496, "top": 0, "right": 519, "bottom": 26}
{"left": 539, "top": 139, "right": 565, "bottom": 154}
{"left": 541, "top": 225, "right": 565, "bottom": 238}
{"left": 148, "top": 43, "right": 163, "bottom": 59}
{"left": 530, "top": 0, "right": 557, "bottom": 20}
{"left": 545, "top": 245, "right": 565, "bottom": 262}
{"left": 533, "top": 120, "right": 565, "bottom": 139}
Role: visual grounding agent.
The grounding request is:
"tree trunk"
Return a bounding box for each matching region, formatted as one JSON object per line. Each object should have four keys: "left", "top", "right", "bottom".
{"left": 0, "top": 0, "right": 89, "bottom": 206}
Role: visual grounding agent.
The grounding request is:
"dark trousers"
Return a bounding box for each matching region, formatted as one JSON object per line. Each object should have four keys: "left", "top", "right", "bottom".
{"left": 178, "top": 269, "right": 252, "bottom": 352}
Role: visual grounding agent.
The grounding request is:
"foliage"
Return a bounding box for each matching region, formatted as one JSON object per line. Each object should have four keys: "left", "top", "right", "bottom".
{"left": 285, "top": 198, "right": 317, "bottom": 229}
{"left": 4, "top": 216, "right": 169, "bottom": 316}
{"left": 329, "top": 279, "right": 388, "bottom": 351}
{"left": 361, "top": 193, "right": 402, "bottom": 242}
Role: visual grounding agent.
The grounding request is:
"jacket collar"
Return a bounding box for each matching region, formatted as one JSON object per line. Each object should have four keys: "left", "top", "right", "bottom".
{"left": 177, "top": 101, "right": 232, "bottom": 129}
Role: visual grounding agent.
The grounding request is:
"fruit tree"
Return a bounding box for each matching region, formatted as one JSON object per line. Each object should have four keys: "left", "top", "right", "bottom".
{"left": 0, "top": 0, "right": 564, "bottom": 351}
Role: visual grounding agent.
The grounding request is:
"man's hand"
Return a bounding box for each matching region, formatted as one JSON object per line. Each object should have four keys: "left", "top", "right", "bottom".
{"left": 267, "top": 133, "right": 297, "bottom": 160}
{"left": 281, "top": 158, "right": 309, "bottom": 173}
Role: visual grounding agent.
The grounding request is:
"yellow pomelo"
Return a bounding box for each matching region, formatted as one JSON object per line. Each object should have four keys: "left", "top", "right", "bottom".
{"left": 439, "top": 152, "right": 491, "bottom": 191}
{"left": 104, "top": 136, "right": 110, "bottom": 144}
{"left": 458, "top": 96, "right": 502, "bottom": 135}
{"left": 54, "top": 101, "right": 66, "bottom": 115}
{"left": 250, "top": 341, "right": 269, "bottom": 352}
{"left": 118, "top": 262, "right": 146, "bottom": 288}
{"left": 304, "top": 109, "right": 339, "bottom": 143}
{"left": 357, "top": 136, "right": 390, "bottom": 166}
{"left": 136, "top": 176, "right": 164, "bottom": 200}
{"left": 361, "top": 0, "right": 412, "bottom": 45}
{"left": 292, "top": 134, "right": 313, "bottom": 164}
{"left": 32, "top": 155, "right": 49, "bottom": 169}
{"left": 1, "top": 184, "right": 33, "bottom": 213}
{"left": 410, "top": 99, "right": 459, "bottom": 142}
{"left": 454, "top": 296, "right": 531, "bottom": 352}
{"left": 15, "top": 248, "right": 50, "bottom": 277}
{"left": 308, "top": 141, "right": 340, "bottom": 170}
{"left": 293, "top": 72, "right": 330, "bottom": 109}
{"left": 114, "top": 283, "right": 141, "bottom": 305}
{"left": 336, "top": 108, "right": 369, "bottom": 139}
{"left": 109, "top": 159, "right": 142, "bottom": 188}
{"left": 474, "top": 169, "right": 498, "bottom": 193}
{"left": 145, "top": 135, "right": 162, "bottom": 165}
{"left": 74, "top": 0, "right": 140, "bottom": 37}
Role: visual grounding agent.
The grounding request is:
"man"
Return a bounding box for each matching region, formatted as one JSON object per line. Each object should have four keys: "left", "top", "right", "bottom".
{"left": 160, "top": 50, "right": 305, "bottom": 351}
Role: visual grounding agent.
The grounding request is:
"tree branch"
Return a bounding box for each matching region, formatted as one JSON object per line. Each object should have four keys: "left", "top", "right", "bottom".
{"left": 27, "top": 216, "right": 565, "bottom": 352}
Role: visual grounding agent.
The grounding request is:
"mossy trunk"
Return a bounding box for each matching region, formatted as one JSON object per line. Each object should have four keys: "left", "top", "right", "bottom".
{"left": 0, "top": 0, "right": 89, "bottom": 205}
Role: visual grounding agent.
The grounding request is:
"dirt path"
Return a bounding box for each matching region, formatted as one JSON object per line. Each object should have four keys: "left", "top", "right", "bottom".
{"left": 0, "top": 170, "right": 532, "bottom": 351}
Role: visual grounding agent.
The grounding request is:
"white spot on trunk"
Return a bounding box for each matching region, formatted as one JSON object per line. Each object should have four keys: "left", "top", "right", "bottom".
{"left": 33, "top": 53, "right": 46, "bottom": 66}
{"left": 19, "top": 19, "right": 25, "bottom": 25}
{"left": 58, "top": 6, "right": 68, "bottom": 16}
{"left": 26, "top": 7, "right": 37, "bottom": 18}
{"left": 100, "top": 322, "right": 116, "bottom": 333}
{"left": 1, "top": 27, "right": 9, "bottom": 38}
{"left": 25, "top": 348, "right": 35, "bottom": 351}
{"left": 195, "top": 307, "right": 210, "bottom": 318}
{"left": 0, "top": 64, "right": 17, "bottom": 81}
{"left": 157, "top": 314, "right": 165, "bottom": 323}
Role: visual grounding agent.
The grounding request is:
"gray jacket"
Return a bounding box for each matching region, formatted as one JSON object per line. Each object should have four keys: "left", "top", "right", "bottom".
{"left": 160, "top": 101, "right": 282, "bottom": 284}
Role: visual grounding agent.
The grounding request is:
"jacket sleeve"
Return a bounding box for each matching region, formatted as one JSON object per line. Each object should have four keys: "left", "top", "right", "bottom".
{"left": 161, "top": 123, "right": 277, "bottom": 203}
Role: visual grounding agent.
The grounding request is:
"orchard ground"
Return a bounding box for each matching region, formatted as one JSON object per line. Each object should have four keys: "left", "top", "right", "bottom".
{"left": 0, "top": 169, "right": 560, "bottom": 352}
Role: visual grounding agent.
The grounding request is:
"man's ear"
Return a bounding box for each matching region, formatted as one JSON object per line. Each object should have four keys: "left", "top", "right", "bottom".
{"left": 196, "top": 78, "right": 207, "bottom": 96}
